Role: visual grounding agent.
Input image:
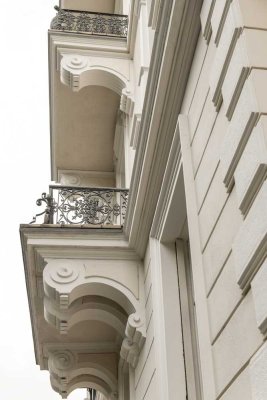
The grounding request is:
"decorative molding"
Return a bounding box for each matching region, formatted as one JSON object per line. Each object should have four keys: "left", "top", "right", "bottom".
{"left": 138, "top": 65, "right": 149, "bottom": 86}
{"left": 238, "top": 164, "right": 267, "bottom": 217}
{"left": 212, "top": 0, "right": 232, "bottom": 46}
{"left": 225, "top": 66, "right": 249, "bottom": 121}
{"left": 209, "top": 1, "right": 242, "bottom": 111}
{"left": 130, "top": 113, "right": 141, "bottom": 149}
{"left": 200, "top": 0, "right": 216, "bottom": 43}
{"left": 58, "top": 170, "right": 115, "bottom": 187}
{"left": 49, "top": 350, "right": 77, "bottom": 372}
{"left": 61, "top": 54, "right": 89, "bottom": 90}
{"left": 125, "top": 313, "right": 146, "bottom": 348}
{"left": 120, "top": 88, "right": 134, "bottom": 116}
{"left": 43, "top": 342, "right": 121, "bottom": 355}
{"left": 233, "top": 181, "right": 267, "bottom": 292}
{"left": 235, "top": 116, "right": 267, "bottom": 216}
{"left": 124, "top": 0, "right": 202, "bottom": 256}
{"left": 251, "top": 259, "right": 267, "bottom": 335}
{"left": 223, "top": 112, "right": 259, "bottom": 191}
{"left": 120, "top": 339, "right": 140, "bottom": 368}
{"left": 212, "top": 27, "right": 242, "bottom": 110}
{"left": 221, "top": 69, "right": 267, "bottom": 192}
{"left": 59, "top": 172, "right": 81, "bottom": 186}
{"left": 222, "top": 29, "right": 267, "bottom": 121}
{"left": 120, "top": 313, "right": 145, "bottom": 368}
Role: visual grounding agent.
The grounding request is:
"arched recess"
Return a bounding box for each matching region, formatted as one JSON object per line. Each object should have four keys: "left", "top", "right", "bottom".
{"left": 50, "top": 363, "right": 117, "bottom": 396}
{"left": 51, "top": 374, "right": 111, "bottom": 399}
{"left": 66, "top": 366, "right": 117, "bottom": 392}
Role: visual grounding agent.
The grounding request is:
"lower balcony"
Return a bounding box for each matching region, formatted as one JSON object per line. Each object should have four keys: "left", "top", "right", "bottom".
{"left": 31, "top": 185, "right": 128, "bottom": 228}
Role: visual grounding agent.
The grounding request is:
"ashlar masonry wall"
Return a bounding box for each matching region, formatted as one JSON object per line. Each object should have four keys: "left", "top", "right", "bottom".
{"left": 180, "top": 0, "right": 267, "bottom": 399}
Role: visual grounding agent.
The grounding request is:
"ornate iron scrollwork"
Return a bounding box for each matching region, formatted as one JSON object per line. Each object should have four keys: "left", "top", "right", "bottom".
{"left": 31, "top": 186, "right": 129, "bottom": 227}
{"left": 50, "top": 7, "right": 128, "bottom": 38}
{"left": 30, "top": 193, "right": 57, "bottom": 224}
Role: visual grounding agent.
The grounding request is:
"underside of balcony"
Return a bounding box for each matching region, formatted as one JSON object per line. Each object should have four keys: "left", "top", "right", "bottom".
{"left": 20, "top": 226, "right": 145, "bottom": 399}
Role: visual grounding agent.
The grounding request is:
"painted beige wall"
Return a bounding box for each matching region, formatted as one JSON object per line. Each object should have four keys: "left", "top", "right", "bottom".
{"left": 60, "top": 0, "right": 115, "bottom": 14}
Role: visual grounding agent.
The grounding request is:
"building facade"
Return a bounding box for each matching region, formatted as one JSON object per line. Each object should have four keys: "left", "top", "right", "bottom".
{"left": 20, "top": 0, "right": 267, "bottom": 399}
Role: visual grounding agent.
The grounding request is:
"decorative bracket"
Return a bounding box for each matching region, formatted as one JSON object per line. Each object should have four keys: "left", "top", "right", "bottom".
{"left": 60, "top": 54, "right": 130, "bottom": 96}
{"left": 120, "top": 313, "right": 146, "bottom": 368}
{"left": 120, "top": 88, "right": 134, "bottom": 116}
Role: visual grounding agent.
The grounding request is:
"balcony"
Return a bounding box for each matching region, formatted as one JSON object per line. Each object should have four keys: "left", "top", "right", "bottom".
{"left": 31, "top": 185, "right": 128, "bottom": 227}
{"left": 50, "top": 6, "right": 128, "bottom": 37}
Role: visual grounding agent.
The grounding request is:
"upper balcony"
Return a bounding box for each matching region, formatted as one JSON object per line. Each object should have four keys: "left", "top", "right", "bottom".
{"left": 50, "top": 6, "right": 128, "bottom": 38}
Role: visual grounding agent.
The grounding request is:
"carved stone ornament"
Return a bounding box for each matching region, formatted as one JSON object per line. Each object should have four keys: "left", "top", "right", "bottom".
{"left": 120, "top": 338, "right": 140, "bottom": 368}
{"left": 60, "top": 173, "right": 81, "bottom": 186}
{"left": 50, "top": 265, "right": 79, "bottom": 285}
{"left": 120, "top": 88, "right": 134, "bottom": 116}
{"left": 120, "top": 313, "right": 146, "bottom": 368}
{"left": 61, "top": 55, "right": 89, "bottom": 91}
{"left": 50, "top": 350, "right": 76, "bottom": 372}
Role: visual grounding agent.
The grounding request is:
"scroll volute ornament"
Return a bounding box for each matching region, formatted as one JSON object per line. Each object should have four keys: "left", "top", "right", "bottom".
{"left": 120, "top": 312, "right": 146, "bottom": 368}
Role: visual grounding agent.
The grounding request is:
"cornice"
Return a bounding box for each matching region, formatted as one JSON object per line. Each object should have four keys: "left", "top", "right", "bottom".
{"left": 20, "top": 225, "right": 141, "bottom": 261}
{"left": 124, "top": 0, "right": 203, "bottom": 256}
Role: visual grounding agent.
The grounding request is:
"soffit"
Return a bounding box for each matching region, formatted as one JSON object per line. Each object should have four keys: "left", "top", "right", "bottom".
{"left": 61, "top": 0, "right": 115, "bottom": 14}
{"left": 53, "top": 77, "right": 120, "bottom": 175}
{"left": 38, "top": 316, "right": 120, "bottom": 344}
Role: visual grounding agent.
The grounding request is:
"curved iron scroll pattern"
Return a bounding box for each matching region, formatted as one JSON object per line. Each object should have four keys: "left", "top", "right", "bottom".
{"left": 31, "top": 188, "right": 128, "bottom": 227}
{"left": 50, "top": 8, "right": 128, "bottom": 37}
{"left": 56, "top": 188, "right": 128, "bottom": 225}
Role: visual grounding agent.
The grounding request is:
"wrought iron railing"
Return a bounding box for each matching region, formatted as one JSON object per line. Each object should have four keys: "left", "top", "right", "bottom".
{"left": 31, "top": 185, "right": 128, "bottom": 227}
{"left": 50, "top": 6, "right": 128, "bottom": 37}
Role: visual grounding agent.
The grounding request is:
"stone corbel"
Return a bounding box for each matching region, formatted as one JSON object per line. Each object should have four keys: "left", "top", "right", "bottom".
{"left": 120, "top": 313, "right": 145, "bottom": 368}
{"left": 60, "top": 54, "right": 89, "bottom": 92}
{"left": 48, "top": 350, "right": 77, "bottom": 396}
{"left": 120, "top": 88, "right": 135, "bottom": 116}
{"left": 43, "top": 259, "right": 143, "bottom": 315}
{"left": 48, "top": 349, "right": 118, "bottom": 399}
